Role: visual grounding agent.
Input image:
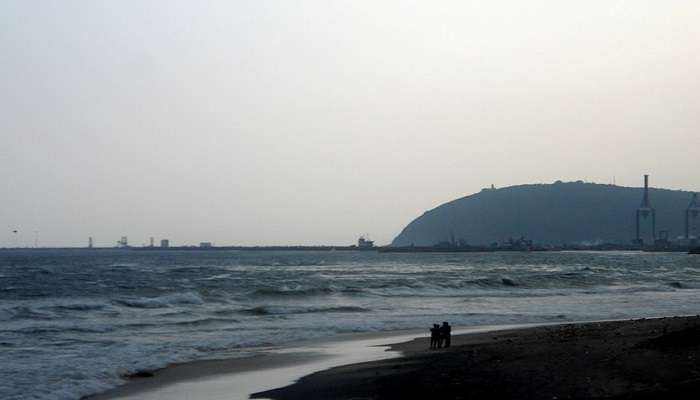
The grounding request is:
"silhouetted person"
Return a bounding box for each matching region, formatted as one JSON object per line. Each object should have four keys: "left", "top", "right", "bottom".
{"left": 430, "top": 324, "right": 440, "bottom": 349}
{"left": 441, "top": 321, "right": 451, "bottom": 348}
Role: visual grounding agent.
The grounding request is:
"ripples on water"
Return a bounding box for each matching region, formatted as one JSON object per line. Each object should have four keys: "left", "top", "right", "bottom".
{"left": 1, "top": 249, "right": 699, "bottom": 399}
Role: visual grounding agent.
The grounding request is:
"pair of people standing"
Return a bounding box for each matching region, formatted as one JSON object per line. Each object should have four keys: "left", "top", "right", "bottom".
{"left": 429, "top": 321, "right": 451, "bottom": 349}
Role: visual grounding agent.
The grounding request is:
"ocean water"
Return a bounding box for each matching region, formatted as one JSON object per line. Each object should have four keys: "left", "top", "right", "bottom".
{"left": 1, "top": 249, "right": 700, "bottom": 400}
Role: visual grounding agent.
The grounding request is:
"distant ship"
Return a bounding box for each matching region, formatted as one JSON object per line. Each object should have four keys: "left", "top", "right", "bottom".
{"left": 357, "top": 236, "right": 375, "bottom": 249}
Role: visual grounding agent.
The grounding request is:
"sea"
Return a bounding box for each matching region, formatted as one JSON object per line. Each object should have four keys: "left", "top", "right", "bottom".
{"left": 2, "top": 249, "right": 700, "bottom": 400}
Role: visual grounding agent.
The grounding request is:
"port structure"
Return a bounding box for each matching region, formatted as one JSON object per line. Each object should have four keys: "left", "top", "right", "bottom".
{"left": 687, "top": 193, "right": 700, "bottom": 239}
{"left": 635, "top": 174, "right": 656, "bottom": 244}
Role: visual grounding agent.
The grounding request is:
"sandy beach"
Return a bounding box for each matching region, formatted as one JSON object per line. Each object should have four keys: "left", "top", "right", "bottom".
{"left": 85, "top": 316, "right": 700, "bottom": 400}
{"left": 256, "top": 316, "right": 700, "bottom": 400}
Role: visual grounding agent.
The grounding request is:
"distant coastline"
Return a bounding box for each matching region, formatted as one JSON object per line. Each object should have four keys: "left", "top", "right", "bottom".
{"left": 2, "top": 244, "right": 698, "bottom": 253}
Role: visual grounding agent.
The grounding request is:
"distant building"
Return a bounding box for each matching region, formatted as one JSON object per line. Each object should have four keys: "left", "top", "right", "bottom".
{"left": 117, "top": 236, "right": 128, "bottom": 248}
{"left": 160, "top": 239, "right": 169, "bottom": 248}
{"left": 199, "top": 242, "right": 213, "bottom": 248}
{"left": 149, "top": 237, "right": 154, "bottom": 247}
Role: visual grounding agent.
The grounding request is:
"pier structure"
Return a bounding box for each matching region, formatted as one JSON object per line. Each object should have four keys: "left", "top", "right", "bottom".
{"left": 635, "top": 174, "right": 656, "bottom": 244}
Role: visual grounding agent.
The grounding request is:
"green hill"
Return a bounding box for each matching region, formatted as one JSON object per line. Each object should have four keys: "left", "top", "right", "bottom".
{"left": 391, "top": 181, "right": 697, "bottom": 246}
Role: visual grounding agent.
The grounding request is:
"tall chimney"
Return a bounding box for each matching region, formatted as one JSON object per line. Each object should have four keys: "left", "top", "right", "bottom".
{"left": 643, "top": 174, "right": 650, "bottom": 206}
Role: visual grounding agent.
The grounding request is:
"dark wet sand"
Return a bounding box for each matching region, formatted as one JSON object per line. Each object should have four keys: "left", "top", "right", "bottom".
{"left": 86, "top": 352, "right": 333, "bottom": 400}
{"left": 253, "top": 316, "right": 700, "bottom": 400}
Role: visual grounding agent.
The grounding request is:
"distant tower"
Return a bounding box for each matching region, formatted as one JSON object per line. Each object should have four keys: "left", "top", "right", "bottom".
{"left": 88, "top": 237, "right": 93, "bottom": 249}
{"left": 635, "top": 174, "right": 656, "bottom": 244}
{"left": 149, "top": 237, "right": 154, "bottom": 247}
{"left": 686, "top": 193, "right": 700, "bottom": 239}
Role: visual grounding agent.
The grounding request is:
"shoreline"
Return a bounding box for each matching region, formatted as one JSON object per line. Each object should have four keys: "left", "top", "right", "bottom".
{"left": 85, "top": 328, "right": 423, "bottom": 400}
{"left": 84, "top": 323, "right": 549, "bottom": 400}
{"left": 86, "top": 316, "right": 700, "bottom": 400}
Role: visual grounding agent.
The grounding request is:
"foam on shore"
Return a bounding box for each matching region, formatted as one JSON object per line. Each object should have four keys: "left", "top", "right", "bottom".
{"left": 87, "top": 323, "right": 546, "bottom": 400}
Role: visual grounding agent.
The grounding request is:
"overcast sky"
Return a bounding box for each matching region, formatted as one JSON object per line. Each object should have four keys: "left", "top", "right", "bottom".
{"left": 2, "top": 1, "right": 699, "bottom": 247}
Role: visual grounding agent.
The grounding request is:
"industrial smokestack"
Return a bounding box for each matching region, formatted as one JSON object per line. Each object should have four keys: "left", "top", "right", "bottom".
{"left": 635, "top": 174, "right": 656, "bottom": 243}
{"left": 643, "top": 174, "right": 650, "bottom": 206}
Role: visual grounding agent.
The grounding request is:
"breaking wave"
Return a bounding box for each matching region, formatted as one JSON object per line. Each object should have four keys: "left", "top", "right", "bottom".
{"left": 239, "top": 305, "right": 372, "bottom": 316}
{"left": 667, "top": 281, "right": 700, "bottom": 289}
{"left": 113, "top": 292, "right": 205, "bottom": 309}
{"left": 50, "top": 303, "right": 106, "bottom": 312}
{"left": 0, "top": 306, "right": 56, "bottom": 321}
{"left": 249, "top": 286, "right": 336, "bottom": 297}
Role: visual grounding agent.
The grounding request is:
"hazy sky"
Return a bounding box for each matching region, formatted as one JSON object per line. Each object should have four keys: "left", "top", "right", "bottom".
{"left": 2, "top": 1, "right": 699, "bottom": 247}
